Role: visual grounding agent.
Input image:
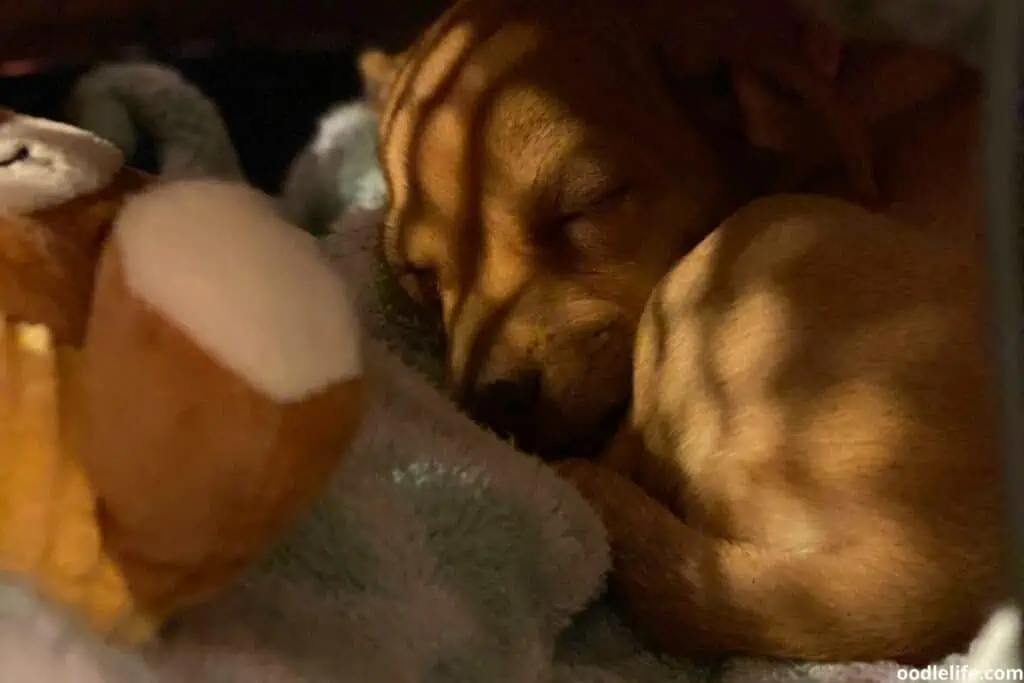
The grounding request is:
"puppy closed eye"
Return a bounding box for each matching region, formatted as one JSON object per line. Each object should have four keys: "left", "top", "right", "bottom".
{"left": 561, "top": 214, "right": 612, "bottom": 254}
{"left": 554, "top": 183, "right": 632, "bottom": 258}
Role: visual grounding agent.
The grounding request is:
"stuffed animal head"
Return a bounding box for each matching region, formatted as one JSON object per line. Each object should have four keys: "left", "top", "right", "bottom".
{"left": 0, "top": 109, "right": 365, "bottom": 642}
{"left": 0, "top": 108, "right": 149, "bottom": 344}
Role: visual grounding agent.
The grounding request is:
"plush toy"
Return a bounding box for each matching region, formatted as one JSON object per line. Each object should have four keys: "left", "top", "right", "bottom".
{"left": 67, "top": 62, "right": 245, "bottom": 182}
{"left": 0, "top": 108, "right": 365, "bottom": 645}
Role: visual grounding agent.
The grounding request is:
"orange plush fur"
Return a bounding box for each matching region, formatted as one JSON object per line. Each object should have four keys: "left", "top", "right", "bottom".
{"left": 0, "top": 109, "right": 364, "bottom": 638}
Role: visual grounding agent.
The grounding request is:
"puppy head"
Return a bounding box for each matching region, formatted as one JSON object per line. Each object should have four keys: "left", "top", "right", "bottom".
{"left": 367, "top": 0, "right": 863, "bottom": 458}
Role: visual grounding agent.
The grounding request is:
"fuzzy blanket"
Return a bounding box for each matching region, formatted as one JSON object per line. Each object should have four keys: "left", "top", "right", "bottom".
{"left": 5, "top": 6, "right": 1015, "bottom": 674}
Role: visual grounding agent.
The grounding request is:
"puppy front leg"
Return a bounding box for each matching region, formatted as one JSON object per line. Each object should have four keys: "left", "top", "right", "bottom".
{"left": 556, "top": 459, "right": 981, "bottom": 664}
{"left": 556, "top": 458, "right": 757, "bottom": 655}
{"left": 596, "top": 424, "right": 646, "bottom": 479}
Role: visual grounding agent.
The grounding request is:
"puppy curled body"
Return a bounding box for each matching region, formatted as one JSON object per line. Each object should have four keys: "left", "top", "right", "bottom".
{"left": 363, "top": 0, "right": 998, "bottom": 663}
{"left": 571, "top": 191, "right": 1001, "bottom": 664}
{"left": 570, "top": 46, "right": 1002, "bottom": 663}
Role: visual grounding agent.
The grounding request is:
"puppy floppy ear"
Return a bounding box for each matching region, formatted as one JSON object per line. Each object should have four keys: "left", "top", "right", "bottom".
{"left": 640, "top": 0, "right": 878, "bottom": 203}
{"left": 731, "top": 67, "right": 834, "bottom": 160}
{"left": 358, "top": 49, "right": 407, "bottom": 112}
{"left": 728, "top": 12, "right": 841, "bottom": 155}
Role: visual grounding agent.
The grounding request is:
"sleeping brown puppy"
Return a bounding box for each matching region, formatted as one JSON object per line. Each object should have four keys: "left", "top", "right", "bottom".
{"left": 566, "top": 45, "right": 1004, "bottom": 663}
{"left": 365, "top": 0, "right": 1002, "bottom": 661}
{"left": 363, "top": 0, "right": 876, "bottom": 458}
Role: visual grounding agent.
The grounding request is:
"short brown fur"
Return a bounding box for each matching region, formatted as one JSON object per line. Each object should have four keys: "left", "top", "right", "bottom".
{"left": 569, "top": 47, "right": 1002, "bottom": 662}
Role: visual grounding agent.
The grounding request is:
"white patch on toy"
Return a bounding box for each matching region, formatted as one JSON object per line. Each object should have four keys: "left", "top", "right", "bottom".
{"left": 115, "top": 178, "right": 362, "bottom": 403}
{"left": 0, "top": 113, "right": 124, "bottom": 215}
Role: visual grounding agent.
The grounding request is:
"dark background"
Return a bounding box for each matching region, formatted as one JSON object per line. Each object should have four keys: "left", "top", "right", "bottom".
{"left": 0, "top": 52, "right": 361, "bottom": 192}
{"left": 1, "top": 0, "right": 450, "bottom": 191}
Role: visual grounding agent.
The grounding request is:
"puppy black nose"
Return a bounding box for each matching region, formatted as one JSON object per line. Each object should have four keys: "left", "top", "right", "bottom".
{"left": 463, "top": 372, "right": 543, "bottom": 443}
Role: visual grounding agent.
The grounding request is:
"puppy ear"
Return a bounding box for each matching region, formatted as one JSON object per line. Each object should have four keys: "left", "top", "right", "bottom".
{"left": 797, "top": 12, "right": 843, "bottom": 79}
{"left": 357, "top": 49, "right": 406, "bottom": 111}
{"left": 728, "top": 9, "right": 840, "bottom": 155}
{"left": 732, "top": 67, "right": 828, "bottom": 158}
{"left": 642, "top": 0, "right": 878, "bottom": 203}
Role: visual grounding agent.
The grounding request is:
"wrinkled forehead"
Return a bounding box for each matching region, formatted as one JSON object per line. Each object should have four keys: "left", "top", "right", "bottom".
{"left": 379, "top": 13, "right": 643, "bottom": 211}
{"left": 380, "top": 0, "right": 642, "bottom": 134}
{"left": 381, "top": 20, "right": 557, "bottom": 207}
{"left": 383, "top": 18, "right": 550, "bottom": 133}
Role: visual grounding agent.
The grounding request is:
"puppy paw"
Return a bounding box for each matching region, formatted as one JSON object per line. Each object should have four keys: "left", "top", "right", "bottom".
{"left": 555, "top": 459, "right": 687, "bottom": 557}
{"left": 554, "top": 460, "right": 639, "bottom": 533}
